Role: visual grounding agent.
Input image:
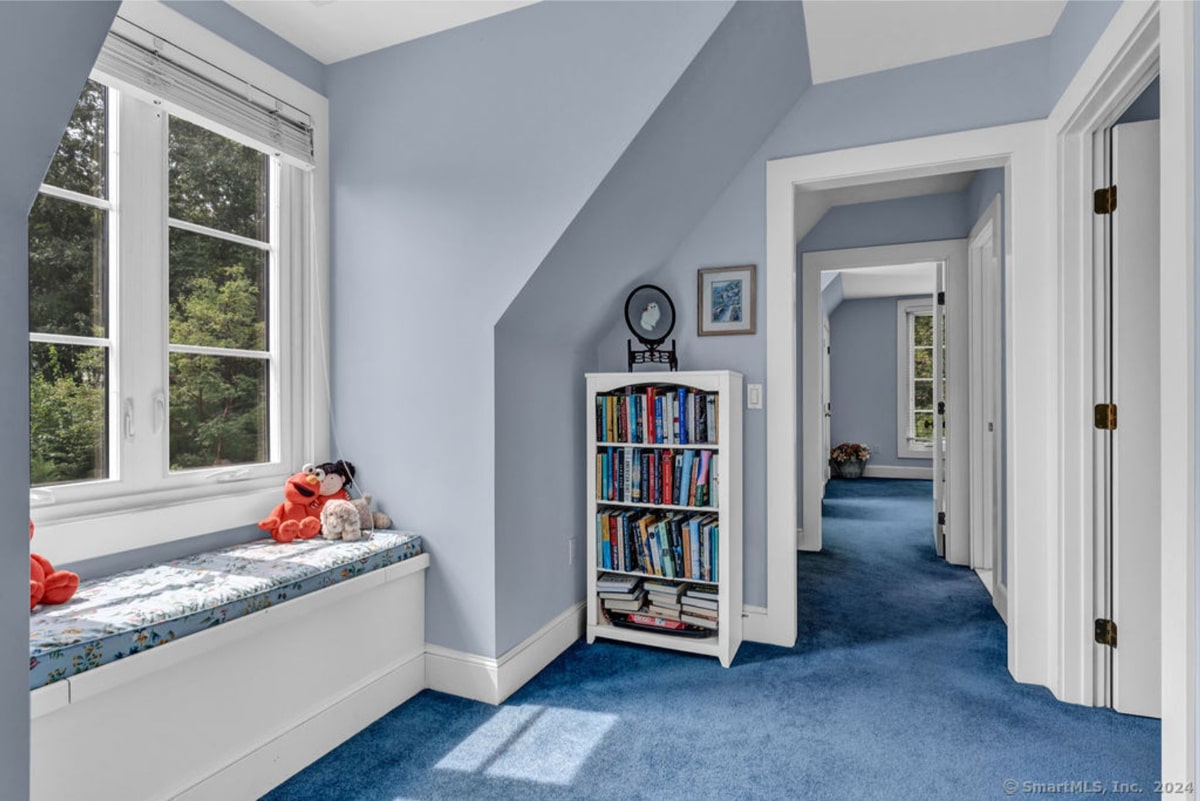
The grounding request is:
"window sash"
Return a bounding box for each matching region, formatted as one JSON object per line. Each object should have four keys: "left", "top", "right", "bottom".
{"left": 30, "top": 86, "right": 301, "bottom": 508}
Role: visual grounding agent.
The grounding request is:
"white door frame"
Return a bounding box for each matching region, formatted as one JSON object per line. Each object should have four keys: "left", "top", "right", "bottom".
{"left": 764, "top": 121, "right": 1045, "bottom": 669}
{"left": 760, "top": 0, "right": 1192, "bottom": 786}
{"left": 1049, "top": 0, "right": 1194, "bottom": 787}
{"left": 968, "top": 194, "right": 1002, "bottom": 578}
{"left": 799, "top": 241, "right": 968, "bottom": 564}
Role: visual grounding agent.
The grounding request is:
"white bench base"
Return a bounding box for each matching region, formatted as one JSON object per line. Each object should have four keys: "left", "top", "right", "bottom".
{"left": 31, "top": 553, "right": 429, "bottom": 801}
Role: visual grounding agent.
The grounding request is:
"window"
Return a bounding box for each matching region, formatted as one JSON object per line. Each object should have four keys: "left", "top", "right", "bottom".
{"left": 30, "top": 10, "right": 328, "bottom": 560}
{"left": 896, "top": 297, "right": 941, "bottom": 458}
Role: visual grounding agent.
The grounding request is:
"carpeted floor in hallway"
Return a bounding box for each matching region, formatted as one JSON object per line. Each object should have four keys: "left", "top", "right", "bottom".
{"left": 263, "top": 478, "right": 1159, "bottom": 800}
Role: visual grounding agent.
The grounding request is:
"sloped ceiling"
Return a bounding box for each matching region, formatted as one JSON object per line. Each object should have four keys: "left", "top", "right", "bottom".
{"left": 226, "top": 0, "right": 1067, "bottom": 79}
{"left": 803, "top": 0, "right": 1067, "bottom": 83}
{"left": 227, "top": 0, "right": 535, "bottom": 63}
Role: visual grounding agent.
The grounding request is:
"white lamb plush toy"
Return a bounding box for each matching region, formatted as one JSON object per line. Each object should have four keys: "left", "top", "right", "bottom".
{"left": 320, "top": 499, "right": 363, "bottom": 541}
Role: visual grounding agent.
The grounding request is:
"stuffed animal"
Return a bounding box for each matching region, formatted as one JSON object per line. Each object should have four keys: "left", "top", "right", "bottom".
{"left": 320, "top": 493, "right": 393, "bottom": 542}
{"left": 29, "top": 520, "right": 78, "bottom": 611}
{"left": 306, "top": 460, "right": 354, "bottom": 518}
{"left": 258, "top": 467, "right": 326, "bottom": 543}
{"left": 320, "top": 499, "right": 363, "bottom": 541}
{"left": 354, "top": 493, "right": 393, "bottom": 530}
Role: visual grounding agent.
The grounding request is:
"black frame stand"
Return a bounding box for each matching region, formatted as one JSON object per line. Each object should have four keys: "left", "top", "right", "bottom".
{"left": 628, "top": 338, "right": 678, "bottom": 372}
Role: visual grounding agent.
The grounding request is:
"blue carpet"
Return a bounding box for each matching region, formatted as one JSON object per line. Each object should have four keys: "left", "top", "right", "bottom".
{"left": 263, "top": 479, "right": 1158, "bottom": 800}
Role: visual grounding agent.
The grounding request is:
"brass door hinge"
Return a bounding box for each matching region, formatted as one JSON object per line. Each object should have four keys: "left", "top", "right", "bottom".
{"left": 1095, "top": 618, "right": 1118, "bottom": 648}
{"left": 1094, "top": 403, "right": 1118, "bottom": 430}
{"left": 1094, "top": 185, "right": 1118, "bottom": 214}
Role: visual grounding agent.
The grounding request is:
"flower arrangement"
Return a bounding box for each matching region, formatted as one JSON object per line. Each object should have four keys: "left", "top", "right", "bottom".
{"left": 830, "top": 442, "right": 871, "bottom": 463}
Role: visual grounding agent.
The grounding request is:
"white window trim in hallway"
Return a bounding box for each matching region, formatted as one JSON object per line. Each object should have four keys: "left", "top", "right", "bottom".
{"left": 895, "top": 297, "right": 936, "bottom": 459}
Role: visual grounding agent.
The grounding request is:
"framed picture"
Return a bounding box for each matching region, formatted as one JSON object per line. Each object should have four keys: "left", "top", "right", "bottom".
{"left": 697, "top": 264, "right": 756, "bottom": 336}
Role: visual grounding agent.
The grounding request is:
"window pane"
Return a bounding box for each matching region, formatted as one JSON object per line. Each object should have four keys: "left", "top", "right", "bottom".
{"left": 169, "top": 116, "right": 270, "bottom": 241}
{"left": 913, "top": 313, "right": 933, "bottom": 347}
{"left": 913, "top": 347, "right": 933, "bottom": 379}
{"left": 29, "top": 194, "right": 108, "bottom": 337}
{"left": 170, "top": 354, "right": 268, "bottom": 470}
{"left": 169, "top": 229, "right": 268, "bottom": 350}
{"left": 30, "top": 343, "right": 109, "bottom": 485}
{"left": 914, "top": 380, "right": 933, "bottom": 410}
{"left": 43, "top": 80, "right": 106, "bottom": 198}
{"left": 914, "top": 412, "right": 934, "bottom": 441}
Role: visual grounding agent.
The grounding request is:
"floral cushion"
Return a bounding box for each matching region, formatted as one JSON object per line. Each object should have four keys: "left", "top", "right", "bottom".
{"left": 29, "top": 531, "right": 422, "bottom": 690}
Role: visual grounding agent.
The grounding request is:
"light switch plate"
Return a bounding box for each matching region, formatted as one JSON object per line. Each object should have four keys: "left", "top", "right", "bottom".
{"left": 747, "top": 384, "right": 763, "bottom": 409}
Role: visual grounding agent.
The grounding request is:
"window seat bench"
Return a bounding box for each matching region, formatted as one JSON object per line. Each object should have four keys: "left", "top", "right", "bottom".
{"left": 30, "top": 531, "right": 429, "bottom": 801}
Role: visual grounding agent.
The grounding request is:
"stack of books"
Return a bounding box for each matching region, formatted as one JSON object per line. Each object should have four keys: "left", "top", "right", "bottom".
{"left": 644, "top": 579, "right": 688, "bottom": 620}
{"left": 596, "top": 573, "right": 645, "bottom": 615}
{"left": 680, "top": 585, "right": 719, "bottom": 630}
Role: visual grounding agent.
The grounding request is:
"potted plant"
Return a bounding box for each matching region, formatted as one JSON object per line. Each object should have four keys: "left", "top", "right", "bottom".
{"left": 830, "top": 442, "right": 870, "bottom": 479}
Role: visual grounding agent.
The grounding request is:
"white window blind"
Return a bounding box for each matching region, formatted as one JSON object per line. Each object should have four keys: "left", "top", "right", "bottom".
{"left": 93, "top": 16, "right": 314, "bottom": 168}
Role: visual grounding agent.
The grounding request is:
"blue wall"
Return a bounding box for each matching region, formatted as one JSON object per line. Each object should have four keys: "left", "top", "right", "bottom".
{"left": 0, "top": 2, "right": 119, "bottom": 794}
{"left": 597, "top": 4, "right": 1112, "bottom": 605}
{"left": 829, "top": 296, "right": 930, "bottom": 467}
{"left": 326, "top": 0, "right": 734, "bottom": 657}
{"left": 493, "top": 0, "right": 811, "bottom": 653}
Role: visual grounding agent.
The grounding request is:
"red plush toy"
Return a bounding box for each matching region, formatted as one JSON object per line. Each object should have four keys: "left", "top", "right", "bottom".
{"left": 258, "top": 466, "right": 326, "bottom": 543}
{"left": 30, "top": 520, "right": 79, "bottom": 611}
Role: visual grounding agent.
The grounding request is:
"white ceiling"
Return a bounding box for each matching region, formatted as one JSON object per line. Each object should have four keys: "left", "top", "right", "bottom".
{"left": 226, "top": 0, "right": 1068, "bottom": 74}
{"left": 831, "top": 262, "right": 938, "bottom": 300}
{"left": 227, "top": 0, "right": 536, "bottom": 64}
{"left": 803, "top": 0, "right": 1067, "bottom": 84}
{"left": 821, "top": 171, "right": 974, "bottom": 207}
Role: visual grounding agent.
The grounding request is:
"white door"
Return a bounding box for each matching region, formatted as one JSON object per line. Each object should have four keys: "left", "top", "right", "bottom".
{"left": 932, "top": 266, "right": 947, "bottom": 557}
{"left": 1109, "top": 119, "right": 1161, "bottom": 718}
{"left": 822, "top": 319, "right": 832, "bottom": 486}
{"left": 968, "top": 199, "right": 1002, "bottom": 576}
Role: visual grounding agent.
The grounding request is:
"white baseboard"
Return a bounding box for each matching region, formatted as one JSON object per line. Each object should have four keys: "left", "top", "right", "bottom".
{"left": 862, "top": 465, "right": 933, "bottom": 480}
{"left": 796, "top": 527, "right": 820, "bottom": 552}
{"left": 427, "top": 601, "right": 585, "bottom": 705}
{"left": 176, "top": 652, "right": 426, "bottom": 801}
{"left": 994, "top": 580, "right": 1009, "bottom": 624}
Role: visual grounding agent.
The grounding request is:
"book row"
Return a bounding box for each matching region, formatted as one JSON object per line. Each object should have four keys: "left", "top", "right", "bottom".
{"left": 596, "top": 385, "right": 719, "bottom": 445}
{"left": 596, "top": 446, "right": 718, "bottom": 508}
{"left": 595, "top": 575, "right": 720, "bottom": 631}
{"left": 596, "top": 510, "right": 719, "bottom": 581}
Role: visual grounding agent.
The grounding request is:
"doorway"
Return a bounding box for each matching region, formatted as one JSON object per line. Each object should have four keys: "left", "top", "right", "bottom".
{"left": 802, "top": 242, "right": 967, "bottom": 565}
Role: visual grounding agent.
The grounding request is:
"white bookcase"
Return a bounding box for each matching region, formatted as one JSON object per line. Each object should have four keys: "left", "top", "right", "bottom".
{"left": 585, "top": 370, "right": 743, "bottom": 667}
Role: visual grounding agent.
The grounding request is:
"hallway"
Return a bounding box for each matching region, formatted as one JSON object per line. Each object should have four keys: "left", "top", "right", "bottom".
{"left": 264, "top": 479, "right": 1159, "bottom": 800}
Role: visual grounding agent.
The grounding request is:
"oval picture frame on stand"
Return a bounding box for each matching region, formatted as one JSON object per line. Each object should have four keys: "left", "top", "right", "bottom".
{"left": 624, "top": 284, "right": 678, "bottom": 371}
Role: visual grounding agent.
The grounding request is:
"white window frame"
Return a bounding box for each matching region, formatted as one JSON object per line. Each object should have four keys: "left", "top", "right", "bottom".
{"left": 31, "top": 3, "right": 330, "bottom": 566}
{"left": 896, "top": 297, "right": 935, "bottom": 459}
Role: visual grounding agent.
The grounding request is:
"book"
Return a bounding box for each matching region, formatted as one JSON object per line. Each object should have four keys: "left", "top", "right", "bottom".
{"left": 680, "top": 613, "right": 718, "bottom": 630}
{"left": 647, "top": 604, "right": 681, "bottom": 620}
{"left": 682, "top": 595, "right": 719, "bottom": 612}
{"left": 707, "top": 395, "right": 717, "bottom": 442}
{"left": 625, "top": 612, "right": 689, "bottom": 630}
{"left": 680, "top": 450, "right": 695, "bottom": 506}
{"left": 676, "top": 386, "right": 686, "bottom": 443}
{"left": 603, "top": 596, "right": 647, "bottom": 613}
{"left": 598, "top": 513, "right": 611, "bottom": 569}
{"left": 643, "top": 579, "right": 686, "bottom": 596}
{"left": 596, "top": 572, "right": 641, "bottom": 590}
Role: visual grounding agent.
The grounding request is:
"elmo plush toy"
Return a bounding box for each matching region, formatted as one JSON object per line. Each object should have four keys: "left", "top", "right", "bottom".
{"left": 30, "top": 520, "right": 79, "bottom": 611}
{"left": 258, "top": 465, "right": 327, "bottom": 542}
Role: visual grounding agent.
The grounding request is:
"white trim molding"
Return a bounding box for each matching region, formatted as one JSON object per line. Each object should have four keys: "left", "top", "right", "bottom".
{"left": 426, "top": 602, "right": 585, "bottom": 705}
{"left": 862, "top": 465, "right": 933, "bottom": 480}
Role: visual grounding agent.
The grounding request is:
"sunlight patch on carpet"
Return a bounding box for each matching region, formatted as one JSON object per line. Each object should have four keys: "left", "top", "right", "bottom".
{"left": 434, "top": 704, "right": 617, "bottom": 785}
